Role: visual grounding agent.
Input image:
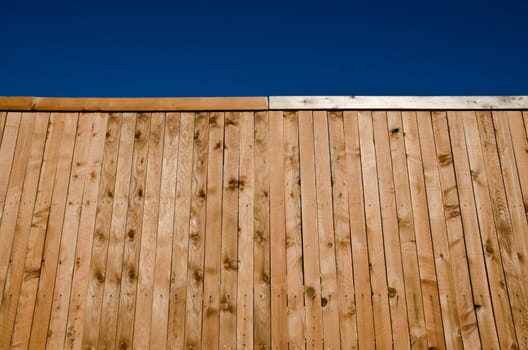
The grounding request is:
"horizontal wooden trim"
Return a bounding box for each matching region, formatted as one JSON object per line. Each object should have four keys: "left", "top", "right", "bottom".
{"left": 269, "top": 96, "right": 528, "bottom": 110}
{"left": 0, "top": 96, "right": 268, "bottom": 111}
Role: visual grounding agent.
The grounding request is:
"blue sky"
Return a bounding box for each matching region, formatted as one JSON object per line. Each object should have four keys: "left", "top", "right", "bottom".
{"left": 1, "top": 0, "right": 527, "bottom": 96}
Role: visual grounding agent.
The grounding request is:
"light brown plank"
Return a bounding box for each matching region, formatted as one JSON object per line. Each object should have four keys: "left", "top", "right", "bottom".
{"left": 417, "top": 111, "right": 468, "bottom": 349}
{"left": 283, "top": 111, "right": 306, "bottom": 349}
{"left": 0, "top": 113, "right": 49, "bottom": 348}
{"left": 269, "top": 111, "right": 288, "bottom": 349}
{"left": 114, "top": 113, "right": 151, "bottom": 350}
{"left": 313, "top": 111, "right": 341, "bottom": 349}
{"left": 184, "top": 113, "right": 209, "bottom": 349}
{"left": 219, "top": 112, "right": 240, "bottom": 349}
{"left": 9, "top": 114, "right": 64, "bottom": 350}
{"left": 168, "top": 112, "right": 195, "bottom": 349}
{"left": 200, "top": 112, "right": 224, "bottom": 349}
{"left": 462, "top": 111, "right": 519, "bottom": 349}
{"left": 81, "top": 113, "right": 122, "bottom": 349}
{"left": 343, "top": 111, "right": 375, "bottom": 349}
{"left": 491, "top": 111, "right": 528, "bottom": 347}
{"left": 298, "top": 110, "right": 324, "bottom": 350}
{"left": 97, "top": 113, "right": 137, "bottom": 349}
{"left": 0, "top": 113, "right": 36, "bottom": 308}
{"left": 0, "top": 96, "right": 268, "bottom": 111}
{"left": 28, "top": 113, "right": 79, "bottom": 349}
{"left": 402, "top": 111, "right": 445, "bottom": 349}
{"left": 0, "top": 113, "right": 22, "bottom": 223}
{"left": 447, "top": 111, "right": 500, "bottom": 348}
{"left": 387, "top": 111, "right": 427, "bottom": 348}
{"left": 133, "top": 113, "right": 165, "bottom": 349}
{"left": 237, "top": 112, "right": 255, "bottom": 350}
{"left": 328, "top": 111, "right": 358, "bottom": 349}
{"left": 253, "top": 111, "right": 271, "bottom": 349}
{"left": 149, "top": 112, "right": 180, "bottom": 349}
{"left": 0, "top": 112, "right": 6, "bottom": 147}
{"left": 372, "top": 111, "right": 410, "bottom": 350}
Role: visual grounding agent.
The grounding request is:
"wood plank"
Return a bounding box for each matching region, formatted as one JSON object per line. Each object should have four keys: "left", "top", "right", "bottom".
{"left": 9, "top": 113, "right": 64, "bottom": 350}
{"left": 200, "top": 112, "right": 224, "bottom": 349}
{"left": 269, "top": 111, "right": 288, "bottom": 349}
{"left": 28, "top": 113, "right": 79, "bottom": 349}
{"left": 0, "top": 113, "right": 22, "bottom": 224}
{"left": 312, "top": 111, "right": 341, "bottom": 349}
{"left": 327, "top": 111, "right": 358, "bottom": 350}
{"left": 0, "top": 96, "right": 268, "bottom": 112}
{"left": 253, "top": 111, "right": 271, "bottom": 349}
{"left": 491, "top": 111, "right": 528, "bottom": 347}
{"left": 81, "top": 113, "right": 122, "bottom": 349}
{"left": 0, "top": 112, "right": 6, "bottom": 146}
{"left": 0, "top": 113, "right": 49, "bottom": 348}
{"left": 357, "top": 111, "right": 393, "bottom": 349}
{"left": 167, "top": 112, "right": 195, "bottom": 349}
{"left": 0, "top": 113, "right": 36, "bottom": 308}
{"left": 133, "top": 113, "right": 165, "bottom": 349}
{"left": 219, "top": 112, "right": 240, "bottom": 349}
{"left": 114, "top": 113, "right": 151, "bottom": 350}
{"left": 401, "top": 111, "right": 445, "bottom": 349}
{"left": 97, "top": 113, "right": 137, "bottom": 349}
{"left": 386, "top": 111, "right": 427, "bottom": 348}
{"left": 283, "top": 111, "right": 306, "bottom": 349}
{"left": 416, "top": 111, "right": 469, "bottom": 349}
{"left": 149, "top": 112, "right": 180, "bottom": 350}
{"left": 184, "top": 113, "right": 209, "bottom": 349}
{"left": 298, "top": 110, "right": 324, "bottom": 350}
{"left": 60, "top": 113, "right": 108, "bottom": 350}
{"left": 446, "top": 111, "right": 500, "bottom": 348}
{"left": 237, "top": 112, "right": 255, "bottom": 350}
{"left": 342, "top": 111, "right": 375, "bottom": 349}
{"left": 462, "top": 111, "right": 519, "bottom": 349}
{"left": 269, "top": 96, "right": 528, "bottom": 110}
{"left": 371, "top": 111, "right": 410, "bottom": 350}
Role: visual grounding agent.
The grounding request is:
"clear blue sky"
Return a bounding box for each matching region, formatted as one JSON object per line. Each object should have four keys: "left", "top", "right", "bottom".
{"left": 1, "top": 0, "right": 527, "bottom": 96}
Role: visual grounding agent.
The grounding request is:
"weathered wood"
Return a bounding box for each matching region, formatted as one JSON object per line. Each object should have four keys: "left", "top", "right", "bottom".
{"left": 0, "top": 96, "right": 268, "bottom": 111}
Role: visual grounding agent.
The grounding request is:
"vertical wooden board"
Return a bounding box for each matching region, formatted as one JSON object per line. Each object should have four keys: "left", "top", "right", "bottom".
{"left": 80, "top": 113, "right": 122, "bottom": 349}
{"left": 149, "top": 112, "right": 180, "bottom": 350}
{"left": 298, "top": 110, "right": 324, "bottom": 350}
{"left": 342, "top": 111, "right": 375, "bottom": 349}
{"left": 253, "top": 111, "right": 271, "bottom": 349}
{"left": 184, "top": 113, "right": 209, "bottom": 349}
{"left": 357, "top": 111, "right": 393, "bottom": 349}
{"left": 0, "top": 112, "right": 6, "bottom": 146}
{"left": 431, "top": 112, "right": 481, "bottom": 348}
{"left": 416, "top": 111, "right": 468, "bottom": 350}
{"left": 133, "top": 113, "right": 165, "bottom": 349}
{"left": 462, "top": 111, "right": 519, "bottom": 349}
{"left": 490, "top": 111, "right": 528, "bottom": 346}
{"left": 9, "top": 114, "right": 64, "bottom": 350}
{"left": 28, "top": 114, "right": 79, "bottom": 349}
{"left": 447, "top": 111, "right": 500, "bottom": 348}
{"left": 0, "top": 113, "right": 49, "bottom": 349}
{"left": 61, "top": 113, "right": 108, "bottom": 350}
{"left": 168, "top": 113, "right": 195, "bottom": 349}
{"left": 114, "top": 113, "right": 151, "bottom": 350}
{"left": 237, "top": 112, "right": 255, "bottom": 350}
{"left": 0, "top": 113, "right": 36, "bottom": 308}
{"left": 219, "top": 112, "right": 240, "bottom": 349}
{"left": 508, "top": 111, "right": 528, "bottom": 205}
{"left": 328, "top": 111, "right": 358, "bottom": 350}
{"left": 371, "top": 111, "right": 410, "bottom": 350}
{"left": 283, "top": 111, "right": 306, "bottom": 349}
{"left": 268, "top": 111, "right": 288, "bottom": 349}
{"left": 0, "top": 113, "right": 22, "bottom": 223}
{"left": 387, "top": 111, "right": 427, "bottom": 348}
{"left": 43, "top": 114, "right": 98, "bottom": 349}
{"left": 97, "top": 114, "right": 137, "bottom": 349}
{"left": 200, "top": 112, "right": 224, "bottom": 349}
{"left": 401, "top": 111, "right": 445, "bottom": 349}
{"left": 312, "top": 111, "right": 341, "bottom": 349}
